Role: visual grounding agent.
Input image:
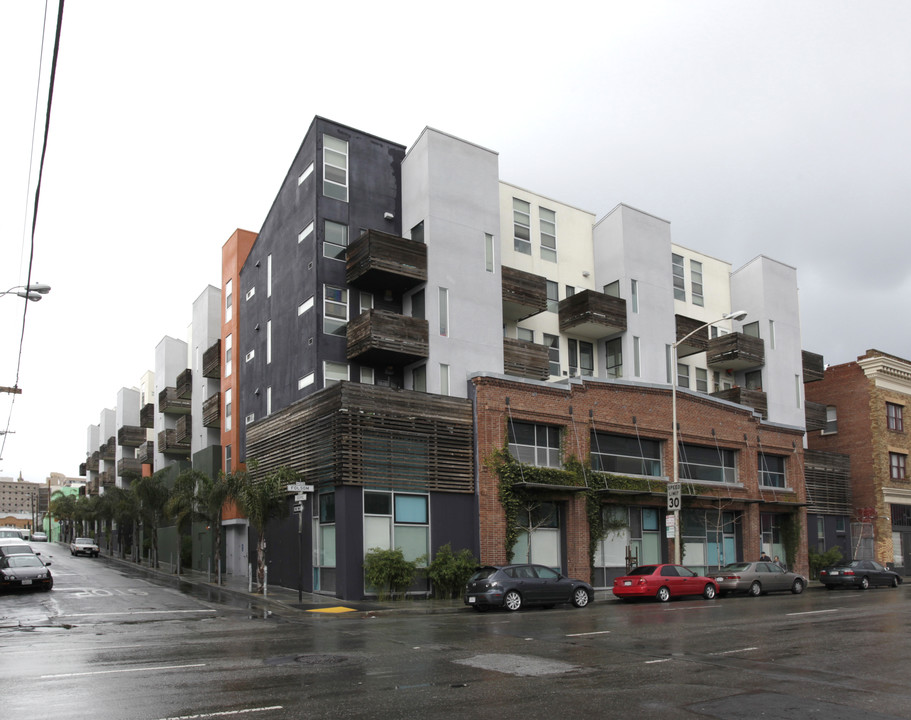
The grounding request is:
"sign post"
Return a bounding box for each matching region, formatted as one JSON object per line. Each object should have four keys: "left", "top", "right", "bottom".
{"left": 667, "top": 482, "right": 682, "bottom": 562}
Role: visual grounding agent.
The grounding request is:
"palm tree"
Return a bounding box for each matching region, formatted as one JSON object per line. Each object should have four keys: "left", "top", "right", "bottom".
{"left": 166, "top": 469, "right": 208, "bottom": 574}
{"left": 226, "top": 465, "right": 298, "bottom": 593}
{"left": 49, "top": 492, "right": 76, "bottom": 543}
{"left": 198, "top": 471, "right": 233, "bottom": 584}
{"left": 132, "top": 471, "right": 170, "bottom": 567}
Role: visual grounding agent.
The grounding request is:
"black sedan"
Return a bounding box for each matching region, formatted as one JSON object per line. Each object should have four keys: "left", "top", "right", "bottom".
{"left": 819, "top": 559, "right": 902, "bottom": 590}
{"left": 464, "top": 564, "right": 593, "bottom": 611}
{"left": 0, "top": 554, "right": 53, "bottom": 592}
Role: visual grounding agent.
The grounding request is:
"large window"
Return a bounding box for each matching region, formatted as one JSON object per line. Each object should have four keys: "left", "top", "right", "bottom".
{"left": 323, "top": 220, "right": 348, "bottom": 260}
{"left": 606, "top": 338, "right": 622, "bottom": 378}
{"left": 758, "top": 453, "right": 786, "bottom": 488}
{"left": 363, "top": 491, "right": 429, "bottom": 565}
{"left": 543, "top": 333, "right": 560, "bottom": 376}
{"left": 568, "top": 339, "right": 594, "bottom": 377}
{"left": 591, "top": 432, "right": 662, "bottom": 476}
{"left": 888, "top": 403, "right": 904, "bottom": 432}
{"left": 323, "top": 134, "right": 348, "bottom": 201}
{"left": 891, "top": 453, "right": 907, "bottom": 480}
{"left": 539, "top": 207, "right": 556, "bottom": 262}
{"left": 513, "top": 198, "right": 531, "bottom": 254}
{"left": 672, "top": 253, "right": 685, "bottom": 301}
{"left": 323, "top": 285, "right": 348, "bottom": 336}
{"left": 679, "top": 443, "right": 737, "bottom": 484}
{"left": 508, "top": 421, "right": 561, "bottom": 468}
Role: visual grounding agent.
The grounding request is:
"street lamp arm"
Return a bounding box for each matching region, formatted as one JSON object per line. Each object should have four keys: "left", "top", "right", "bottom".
{"left": 0, "top": 283, "right": 52, "bottom": 301}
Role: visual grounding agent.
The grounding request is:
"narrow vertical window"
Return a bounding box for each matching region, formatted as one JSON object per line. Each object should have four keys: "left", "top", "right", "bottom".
{"left": 690, "top": 259, "right": 704, "bottom": 307}
{"left": 440, "top": 364, "right": 450, "bottom": 396}
{"left": 672, "top": 254, "right": 685, "bottom": 301}
{"left": 298, "top": 161, "right": 314, "bottom": 185}
{"left": 439, "top": 288, "right": 449, "bottom": 337}
{"left": 360, "top": 367, "right": 374, "bottom": 384}
{"left": 677, "top": 363, "right": 690, "bottom": 389}
{"left": 225, "top": 279, "right": 233, "bottom": 323}
{"left": 266, "top": 320, "right": 272, "bottom": 364}
{"left": 323, "top": 285, "right": 348, "bottom": 335}
{"left": 411, "top": 221, "right": 424, "bottom": 243}
{"left": 769, "top": 319, "right": 776, "bottom": 349}
{"left": 413, "top": 365, "right": 427, "bottom": 392}
{"left": 224, "top": 388, "right": 232, "bottom": 432}
{"left": 606, "top": 338, "right": 623, "bottom": 379}
{"left": 323, "top": 220, "right": 348, "bottom": 259}
{"left": 546, "top": 280, "right": 559, "bottom": 312}
{"left": 298, "top": 220, "right": 314, "bottom": 244}
{"left": 888, "top": 403, "right": 904, "bottom": 431}
{"left": 795, "top": 375, "right": 801, "bottom": 408}
{"left": 266, "top": 254, "right": 272, "bottom": 298}
{"left": 359, "top": 292, "right": 373, "bottom": 315}
{"left": 696, "top": 368, "right": 708, "bottom": 392}
{"left": 513, "top": 198, "right": 531, "bottom": 254}
{"left": 633, "top": 336, "right": 641, "bottom": 378}
{"left": 666, "top": 345, "right": 672, "bottom": 384}
{"left": 631, "top": 279, "right": 639, "bottom": 313}
{"left": 224, "top": 334, "right": 233, "bottom": 378}
{"left": 539, "top": 207, "right": 556, "bottom": 262}
{"left": 323, "top": 134, "right": 348, "bottom": 201}
{"left": 485, "top": 233, "right": 494, "bottom": 272}
{"left": 544, "top": 333, "right": 560, "bottom": 376}
{"left": 266, "top": 387, "right": 271, "bottom": 416}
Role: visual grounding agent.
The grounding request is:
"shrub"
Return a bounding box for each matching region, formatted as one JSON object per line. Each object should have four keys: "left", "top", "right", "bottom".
{"left": 427, "top": 543, "right": 478, "bottom": 599}
{"left": 808, "top": 546, "right": 844, "bottom": 580}
{"left": 363, "top": 547, "right": 418, "bottom": 600}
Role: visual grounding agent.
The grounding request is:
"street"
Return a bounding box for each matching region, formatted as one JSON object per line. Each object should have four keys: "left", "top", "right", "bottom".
{"left": 3, "top": 546, "right": 910, "bottom": 719}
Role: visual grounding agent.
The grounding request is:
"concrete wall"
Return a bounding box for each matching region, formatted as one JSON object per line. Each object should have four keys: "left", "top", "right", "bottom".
{"left": 191, "top": 285, "right": 222, "bottom": 455}
{"left": 154, "top": 335, "right": 189, "bottom": 469}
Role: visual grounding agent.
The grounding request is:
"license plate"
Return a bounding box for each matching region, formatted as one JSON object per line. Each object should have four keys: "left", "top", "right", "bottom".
{"left": 22, "top": 579, "right": 32, "bottom": 585}
{"left": 715, "top": 577, "right": 724, "bottom": 582}
{"left": 623, "top": 580, "right": 632, "bottom": 586}
{"left": 829, "top": 571, "right": 839, "bottom": 576}
{"left": 468, "top": 596, "right": 476, "bottom": 603}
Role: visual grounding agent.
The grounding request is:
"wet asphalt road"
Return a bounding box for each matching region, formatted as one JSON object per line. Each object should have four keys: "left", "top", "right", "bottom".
{"left": 3, "top": 547, "right": 911, "bottom": 719}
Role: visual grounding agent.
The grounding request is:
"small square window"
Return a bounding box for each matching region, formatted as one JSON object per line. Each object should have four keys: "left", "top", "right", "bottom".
{"left": 245, "top": 287, "right": 255, "bottom": 301}
{"left": 245, "top": 350, "right": 255, "bottom": 362}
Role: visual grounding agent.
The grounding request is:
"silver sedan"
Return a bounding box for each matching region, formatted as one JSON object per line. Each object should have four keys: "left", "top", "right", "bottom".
{"left": 714, "top": 561, "right": 806, "bottom": 596}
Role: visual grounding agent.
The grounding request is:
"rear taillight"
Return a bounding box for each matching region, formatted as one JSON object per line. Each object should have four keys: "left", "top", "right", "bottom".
{"left": 638, "top": 578, "right": 648, "bottom": 586}
{"left": 843, "top": 571, "right": 854, "bottom": 576}
{"left": 723, "top": 575, "right": 741, "bottom": 580}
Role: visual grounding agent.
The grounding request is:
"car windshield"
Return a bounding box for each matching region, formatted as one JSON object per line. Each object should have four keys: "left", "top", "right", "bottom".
{"left": 0, "top": 546, "right": 33, "bottom": 555}
{"left": 0, "top": 529, "right": 23, "bottom": 538}
{"left": 469, "top": 567, "right": 498, "bottom": 582}
{"left": 75, "top": 538, "right": 95, "bottom": 544}
{"left": 628, "top": 565, "right": 657, "bottom": 576}
{"left": 724, "top": 563, "right": 752, "bottom": 571}
{"left": 3, "top": 555, "right": 43, "bottom": 568}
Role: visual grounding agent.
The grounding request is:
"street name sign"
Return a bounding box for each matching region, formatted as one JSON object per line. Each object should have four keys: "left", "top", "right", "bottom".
{"left": 286, "top": 483, "right": 314, "bottom": 493}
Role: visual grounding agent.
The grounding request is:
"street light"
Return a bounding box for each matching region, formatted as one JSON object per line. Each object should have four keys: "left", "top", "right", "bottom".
{"left": 0, "top": 283, "right": 52, "bottom": 302}
{"left": 671, "top": 309, "right": 748, "bottom": 564}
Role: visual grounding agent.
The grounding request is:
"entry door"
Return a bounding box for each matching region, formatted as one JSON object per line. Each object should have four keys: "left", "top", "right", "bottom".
{"left": 903, "top": 532, "right": 911, "bottom": 576}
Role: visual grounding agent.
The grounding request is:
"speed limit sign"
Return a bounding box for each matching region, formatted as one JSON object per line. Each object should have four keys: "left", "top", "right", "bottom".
{"left": 667, "top": 482, "right": 682, "bottom": 512}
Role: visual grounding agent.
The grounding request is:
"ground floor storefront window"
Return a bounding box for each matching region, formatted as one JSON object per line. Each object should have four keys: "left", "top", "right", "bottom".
{"left": 592, "top": 505, "right": 663, "bottom": 587}
{"left": 760, "top": 512, "right": 786, "bottom": 565}
{"left": 682, "top": 509, "right": 740, "bottom": 575}
{"left": 512, "top": 501, "right": 561, "bottom": 569}
{"left": 312, "top": 491, "right": 336, "bottom": 592}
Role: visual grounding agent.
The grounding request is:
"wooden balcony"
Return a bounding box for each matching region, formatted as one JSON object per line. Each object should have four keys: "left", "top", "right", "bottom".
{"left": 87, "top": 452, "right": 99, "bottom": 473}
{"left": 100, "top": 436, "right": 116, "bottom": 461}
{"left": 346, "top": 230, "right": 427, "bottom": 294}
{"left": 176, "top": 415, "right": 192, "bottom": 444}
{"left": 501, "top": 265, "right": 547, "bottom": 322}
{"left": 203, "top": 339, "right": 221, "bottom": 379}
{"left": 118, "top": 425, "right": 146, "bottom": 447}
{"left": 158, "top": 428, "right": 191, "bottom": 456}
{"left": 159, "top": 387, "right": 191, "bottom": 415}
{"left": 805, "top": 400, "right": 828, "bottom": 432}
{"left": 79, "top": 462, "right": 86, "bottom": 477}
{"left": 558, "top": 290, "right": 627, "bottom": 339}
{"left": 675, "top": 315, "right": 710, "bottom": 358}
{"left": 802, "top": 350, "right": 825, "bottom": 383}
{"left": 176, "top": 368, "right": 192, "bottom": 399}
{"left": 711, "top": 386, "right": 768, "bottom": 419}
{"left": 88, "top": 477, "right": 99, "bottom": 494}
{"left": 117, "top": 457, "right": 142, "bottom": 477}
{"left": 346, "top": 310, "right": 429, "bottom": 366}
{"left": 100, "top": 469, "right": 115, "bottom": 487}
{"left": 137, "top": 440, "right": 154, "bottom": 465}
{"left": 203, "top": 392, "right": 221, "bottom": 428}
{"left": 140, "top": 402, "right": 155, "bottom": 428}
{"left": 706, "top": 332, "right": 765, "bottom": 371}
{"left": 503, "top": 337, "right": 550, "bottom": 381}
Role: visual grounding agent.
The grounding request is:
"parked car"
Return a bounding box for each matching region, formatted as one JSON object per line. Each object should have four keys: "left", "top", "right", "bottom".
{"left": 464, "top": 564, "right": 594, "bottom": 611}
{"left": 0, "top": 538, "right": 38, "bottom": 558}
{"left": 0, "top": 554, "right": 53, "bottom": 592}
{"left": 0, "top": 528, "right": 24, "bottom": 540}
{"left": 70, "top": 538, "right": 100, "bottom": 557}
{"left": 713, "top": 561, "right": 806, "bottom": 596}
{"left": 30, "top": 531, "right": 48, "bottom": 542}
{"left": 819, "top": 559, "right": 902, "bottom": 590}
{"left": 613, "top": 564, "right": 718, "bottom": 602}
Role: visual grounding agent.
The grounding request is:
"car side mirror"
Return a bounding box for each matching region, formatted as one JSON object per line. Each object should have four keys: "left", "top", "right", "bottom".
{"left": 44, "top": 561, "right": 52, "bottom": 566}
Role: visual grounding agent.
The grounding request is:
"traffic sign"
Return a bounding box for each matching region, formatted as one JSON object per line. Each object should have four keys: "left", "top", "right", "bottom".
{"left": 293, "top": 503, "right": 304, "bottom": 513}
{"left": 286, "top": 483, "right": 314, "bottom": 493}
{"left": 667, "top": 482, "right": 682, "bottom": 512}
{"left": 294, "top": 493, "right": 309, "bottom": 502}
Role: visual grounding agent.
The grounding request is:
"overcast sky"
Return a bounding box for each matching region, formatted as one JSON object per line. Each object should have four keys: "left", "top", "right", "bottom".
{"left": 1, "top": 1, "right": 909, "bottom": 483}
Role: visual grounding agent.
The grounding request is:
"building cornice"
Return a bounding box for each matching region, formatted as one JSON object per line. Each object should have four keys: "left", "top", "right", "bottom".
{"left": 857, "top": 353, "right": 911, "bottom": 394}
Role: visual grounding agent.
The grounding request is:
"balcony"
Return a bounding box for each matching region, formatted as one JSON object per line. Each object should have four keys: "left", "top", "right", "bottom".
{"left": 203, "top": 392, "right": 221, "bottom": 428}
{"left": 203, "top": 339, "right": 221, "bottom": 379}
{"left": 503, "top": 337, "right": 550, "bottom": 381}
{"left": 501, "top": 265, "right": 547, "bottom": 322}
{"left": 100, "top": 469, "right": 115, "bottom": 487}
{"left": 675, "top": 315, "right": 710, "bottom": 358}
{"left": 805, "top": 400, "right": 828, "bottom": 432}
{"left": 137, "top": 440, "right": 154, "bottom": 465}
{"left": 79, "top": 462, "right": 86, "bottom": 477}
{"left": 100, "top": 436, "right": 116, "bottom": 461}
{"left": 558, "top": 290, "right": 627, "bottom": 339}
{"left": 159, "top": 387, "right": 191, "bottom": 415}
{"left": 802, "top": 350, "right": 825, "bottom": 383}
{"left": 176, "top": 415, "right": 192, "bottom": 444}
{"left": 346, "top": 230, "right": 427, "bottom": 294}
{"left": 117, "top": 457, "right": 142, "bottom": 477}
{"left": 158, "top": 428, "right": 190, "bottom": 456}
{"left": 87, "top": 452, "right": 99, "bottom": 473}
{"left": 711, "top": 386, "right": 768, "bottom": 419}
{"left": 176, "top": 368, "right": 192, "bottom": 399}
{"left": 706, "top": 332, "right": 765, "bottom": 371}
{"left": 118, "top": 425, "right": 146, "bottom": 447}
{"left": 140, "top": 402, "right": 155, "bottom": 428}
{"left": 346, "top": 310, "right": 429, "bottom": 366}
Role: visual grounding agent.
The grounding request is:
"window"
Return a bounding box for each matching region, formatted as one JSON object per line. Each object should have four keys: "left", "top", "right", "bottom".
{"left": 225, "top": 279, "right": 233, "bottom": 323}
{"left": 324, "top": 361, "right": 348, "bottom": 387}
{"left": 690, "top": 260, "right": 704, "bottom": 307}
{"left": 677, "top": 362, "right": 689, "bottom": 389}
{"left": 245, "top": 350, "right": 255, "bottom": 362}
{"left": 633, "top": 336, "right": 641, "bottom": 378}
{"left": 568, "top": 339, "right": 594, "bottom": 377}
{"left": 411, "top": 221, "right": 424, "bottom": 243}
{"left": 565, "top": 285, "right": 575, "bottom": 297}
{"left": 546, "top": 280, "right": 559, "bottom": 313}
{"left": 743, "top": 321, "right": 760, "bottom": 338}
{"left": 544, "top": 333, "right": 560, "bottom": 376}
{"left": 440, "top": 364, "right": 450, "bottom": 395}
{"left": 224, "top": 388, "right": 232, "bottom": 432}
{"left": 323, "top": 285, "right": 348, "bottom": 335}
{"left": 225, "top": 445, "right": 232, "bottom": 474}
{"left": 224, "top": 334, "right": 233, "bottom": 378}
{"left": 606, "top": 338, "right": 623, "bottom": 378}
{"left": 323, "top": 220, "right": 348, "bottom": 260}
{"left": 591, "top": 432, "right": 661, "bottom": 476}
{"left": 508, "top": 421, "right": 561, "bottom": 468}
{"left": 513, "top": 198, "right": 531, "bottom": 254}
{"left": 323, "top": 134, "right": 348, "bottom": 201}
{"left": 298, "top": 296, "right": 314, "bottom": 316}
{"left": 412, "top": 365, "right": 426, "bottom": 392}
{"left": 267, "top": 254, "right": 272, "bottom": 297}
{"left": 315, "top": 492, "right": 336, "bottom": 570}
{"left": 631, "top": 279, "right": 639, "bottom": 313}
{"left": 439, "top": 287, "right": 449, "bottom": 336}
{"left": 824, "top": 405, "right": 838, "bottom": 434}
{"left": 363, "top": 491, "right": 429, "bottom": 565}
{"left": 360, "top": 367, "right": 374, "bottom": 384}
{"left": 759, "top": 453, "right": 786, "bottom": 488}
{"left": 245, "top": 286, "right": 255, "bottom": 301}
{"left": 359, "top": 292, "right": 373, "bottom": 315}
{"left": 298, "top": 161, "right": 314, "bottom": 186}
{"left": 245, "top": 413, "right": 255, "bottom": 425}
{"left": 745, "top": 370, "right": 762, "bottom": 391}
{"left": 539, "top": 207, "right": 556, "bottom": 262}
{"left": 603, "top": 280, "right": 620, "bottom": 297}
{"left": 891, "top": 453, "right": 907, "bottom": 480}
{"left": 888, "top": 403, "right": 904, "bottom": 432}
{"left": 672, "top": 253, "right": 685, "bottom": 301}
{"left": 298, "top": 372, "right": 315, "bottom": 390}
{"left": 769, "top": 320, "right": 776, "bottom": 349}
{"left": 266, "top": 320, "right": 272, "bottom": 364}
{"left": 516, "top": 327, "right": 534, "bottom": 343}
{"left": 298, "top": 220, "right": 314, "bottom": 244}
{"left": 266, "top": 387, "right": 271, "bottom": 416}
{"left": 411, "top": 289, "right": 425, "bottom": 320}
{"left": 696, "top": 367, "right": 708, "bottom": 393}
{"left": 679, "top": 444, "right": 737, "bottom": 484}
{"left": 485, "top": 233, "right": 494, "bottom": 272}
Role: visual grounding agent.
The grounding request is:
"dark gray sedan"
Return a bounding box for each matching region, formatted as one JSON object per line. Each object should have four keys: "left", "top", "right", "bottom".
{"left": 819, "top": 559, "right": 902, "bottom": 590}
{"left": 714, "top": 561, "right": 806, "bottom": 596}
{"left": 465, "top": 564, "right": 593, "bottom": 611}
{"left": 0, "top": 554, "right": 53, "bottom": 592}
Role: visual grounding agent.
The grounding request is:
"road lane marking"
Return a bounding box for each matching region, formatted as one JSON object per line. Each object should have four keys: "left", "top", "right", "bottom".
{"left": 710, "top": 646, "right": 758, "bottom": 655}
{"left": 644, "top": 658, "right": 672, "bottom": 664}
{"left": 60, "top": 610, "right": 213, "bottom": 617}
{"left": 158, "top": 707, "right": 283, "bottom": 719}
{"left": 41, "top": 663, "right": 206, "bottom": 679}
{"left": 786, "top": 608, "right": 841, "bottom": 617}
{"left": 566, "top": 630, "right": 611, "bottom": 637}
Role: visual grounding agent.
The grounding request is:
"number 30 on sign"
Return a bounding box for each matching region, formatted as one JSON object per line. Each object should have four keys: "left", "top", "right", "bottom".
{"left": 667, "top": 482, "right": 682, "bottom": 512}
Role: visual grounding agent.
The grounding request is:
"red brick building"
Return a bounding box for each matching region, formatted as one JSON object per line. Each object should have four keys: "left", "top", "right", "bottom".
{"left": 472, "top": 374, "right": 808, "bottom": 587}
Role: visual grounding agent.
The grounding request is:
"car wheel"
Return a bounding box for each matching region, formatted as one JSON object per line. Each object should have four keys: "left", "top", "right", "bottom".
{"left": 572, "top": 588, "right": 590, "bottom": 608}
{"left": 791, "top": 579, "right": 805, "bottom": 594}
{"left": 656, "top": 586, "right": 671, "bottom": 603}
{"left": 703, "top": 584, "right": 716, "bottom": 600}
{"left": 504, "top": 590, "right": 523, "bottom": 611}
{"left": 892, "top": 576, "right": 900, "bottom": 588}
{"left": 859, "top": 576, "right": 870, "bottom": 590}
{"left": 749, "top": 581, "right": 762, "bottom": 597}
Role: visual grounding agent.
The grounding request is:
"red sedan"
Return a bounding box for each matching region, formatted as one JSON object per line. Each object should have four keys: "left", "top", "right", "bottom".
{"left": 613, "top": 564, "right": 718, "bottom": 602}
